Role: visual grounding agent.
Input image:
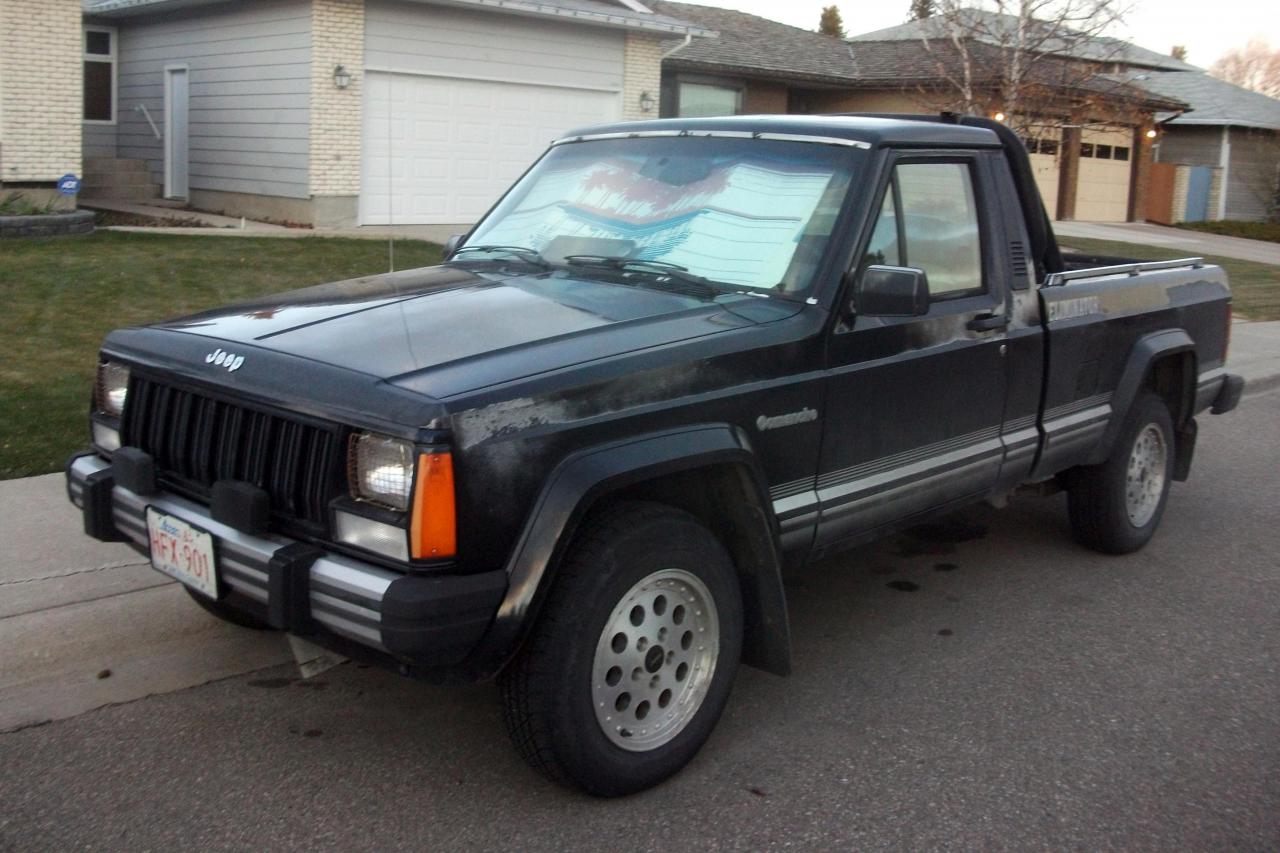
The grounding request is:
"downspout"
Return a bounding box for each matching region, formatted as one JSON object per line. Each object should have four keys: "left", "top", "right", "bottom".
{"left": 662, "top": 33, "right": 692, "bottom": 58}
{"left": 1217, "top": 125, "right": 1231, "bottom": 220}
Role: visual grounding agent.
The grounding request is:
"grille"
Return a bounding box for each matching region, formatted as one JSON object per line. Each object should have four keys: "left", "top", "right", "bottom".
{"left": 121, "top": 377, "right": 340, "bottom": 528}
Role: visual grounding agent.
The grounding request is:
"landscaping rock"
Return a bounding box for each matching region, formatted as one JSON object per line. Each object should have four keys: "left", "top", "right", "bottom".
{"left": 0, "top": 210, "right": 95, "bottom": 239}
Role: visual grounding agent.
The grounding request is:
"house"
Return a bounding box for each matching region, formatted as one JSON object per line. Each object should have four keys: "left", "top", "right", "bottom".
{"left": 650, "top": 1, "right": 1188, "bottom": 223}
{"left": 16, "top": 0, "right": 707, "bottom": 228}
{"left": 1129, "top": 71, "right": 1280, "bottom": 222}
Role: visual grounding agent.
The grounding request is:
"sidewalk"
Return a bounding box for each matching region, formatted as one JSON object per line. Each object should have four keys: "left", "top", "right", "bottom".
{"left": 1054, "top": 221, "right": 1280, "bottom": 266}
{"left": 2, "top": 320, "right": 1278, "bottom": 732}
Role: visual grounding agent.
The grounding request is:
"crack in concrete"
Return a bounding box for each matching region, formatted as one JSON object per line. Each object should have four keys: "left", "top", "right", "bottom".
{"left": 1, "top": 579, "right": 173, "bottom": 621}
{"left": 0, "top": 560, "right": 149, "bottom": 587}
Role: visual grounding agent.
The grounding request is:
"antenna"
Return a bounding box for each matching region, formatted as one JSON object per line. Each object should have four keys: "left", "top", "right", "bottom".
{"left": 387, "top": 89, "right": 395, "bottom": 273}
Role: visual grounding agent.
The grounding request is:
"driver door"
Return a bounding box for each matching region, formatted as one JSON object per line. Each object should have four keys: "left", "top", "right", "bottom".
{"left": 815, "top": 154, "right": 1010, "bottom": 549}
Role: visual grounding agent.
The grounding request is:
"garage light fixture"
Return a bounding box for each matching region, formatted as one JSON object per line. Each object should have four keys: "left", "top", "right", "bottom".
{"left": 333, "top": 65, "right": 352, "bottom": 90}
{"left": 639, "top": 91, "right": 656, "bottom": 113}
{"left": 1145, "top": 128, "right": 1158, "bottom": 139}
{"left": 993, "top": 111, "right": 1006, "bottom": 122}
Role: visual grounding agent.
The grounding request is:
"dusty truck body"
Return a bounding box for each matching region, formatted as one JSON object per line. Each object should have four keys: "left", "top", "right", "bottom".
{"left": 67, "top": 114, "right": 1242, "bottom": 795}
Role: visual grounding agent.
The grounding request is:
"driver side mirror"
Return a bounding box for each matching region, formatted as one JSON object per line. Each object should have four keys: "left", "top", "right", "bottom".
{"left": 854, "top": 265, "right": 930, "bottom": 317}
{"left": 443, "top": 233, "right": 464, "bottom": 260}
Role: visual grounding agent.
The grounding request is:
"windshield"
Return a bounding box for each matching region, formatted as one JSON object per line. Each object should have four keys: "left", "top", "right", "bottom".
{"left": 461, "top": 136, "right": 861, "bottom": 296}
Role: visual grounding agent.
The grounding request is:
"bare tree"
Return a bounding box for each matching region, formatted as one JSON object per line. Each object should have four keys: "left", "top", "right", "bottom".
{"left": 1170, "top": 44, "right": 1187, "bottom": 61}
{"left": 1210, "top": 38, "right": 1280, "bottom": 98}
{"left": 914, "top": 0, "right": 1134, "bottom": 133}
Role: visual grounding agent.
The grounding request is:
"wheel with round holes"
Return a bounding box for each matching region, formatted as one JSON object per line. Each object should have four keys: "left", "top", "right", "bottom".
{"left": 1066, "top": 390, "right": 1175, "bottom": 555}
{"left": 499, "top": 501, "right": 743, "bottom": 796}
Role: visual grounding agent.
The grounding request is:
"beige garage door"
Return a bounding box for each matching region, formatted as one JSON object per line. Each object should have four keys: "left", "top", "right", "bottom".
{"left": 1021, "top": 130, "right": 1062, "bottom": 219}
{"left": 1075, "top": 127, "right": 1133, "bottom": 222}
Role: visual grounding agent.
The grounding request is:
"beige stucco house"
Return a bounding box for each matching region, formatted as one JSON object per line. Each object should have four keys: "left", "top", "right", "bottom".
{"left": 651, "top": 1, "right": 1191, "bottom": 224}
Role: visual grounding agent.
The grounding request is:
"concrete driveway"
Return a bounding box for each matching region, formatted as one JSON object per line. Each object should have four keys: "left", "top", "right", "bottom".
{"left": 1053, "top": 221, "right": 1280, "bottom": 266}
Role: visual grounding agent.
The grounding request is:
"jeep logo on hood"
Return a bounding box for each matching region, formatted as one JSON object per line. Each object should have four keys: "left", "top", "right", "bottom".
{"left": 205, "top": 348, "right": 244, "bottom": 372}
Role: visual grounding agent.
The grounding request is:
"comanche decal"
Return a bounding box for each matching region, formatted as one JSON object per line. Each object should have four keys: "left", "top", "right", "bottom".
{"left": 756, "top": 408, "right": 818, "bottom": 431}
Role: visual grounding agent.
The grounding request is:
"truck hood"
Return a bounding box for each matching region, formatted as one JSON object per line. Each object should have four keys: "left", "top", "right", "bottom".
{"left": 153, "top": 264, "right": 792, "bottom": 399}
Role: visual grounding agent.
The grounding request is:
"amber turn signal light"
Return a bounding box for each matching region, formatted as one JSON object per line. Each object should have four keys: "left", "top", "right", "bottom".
{"left": 410, "top": 452, "right": 456, "bottom": 559}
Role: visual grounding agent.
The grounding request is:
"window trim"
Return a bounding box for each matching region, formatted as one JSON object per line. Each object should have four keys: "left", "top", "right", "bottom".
{"left": 670, "top": 74, "right": 745, "bottom": 119}
{"left": 863, "top": 155, "right": 989, "bottom": 304}
{"left": 83, "top": 25, "right": 118, "bottom": 126}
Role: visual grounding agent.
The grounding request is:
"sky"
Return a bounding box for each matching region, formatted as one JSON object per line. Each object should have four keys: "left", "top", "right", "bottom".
{"left": 671, "top": 0, "right": 1280, "bottom": 68}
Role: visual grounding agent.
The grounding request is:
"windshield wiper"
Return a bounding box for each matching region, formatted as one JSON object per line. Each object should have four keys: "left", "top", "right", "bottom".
{"left": 563, "top": 255, "right": 723, "bottom": 299}
{"left": 449, "top": 245, "right": 550, "bottom": 269}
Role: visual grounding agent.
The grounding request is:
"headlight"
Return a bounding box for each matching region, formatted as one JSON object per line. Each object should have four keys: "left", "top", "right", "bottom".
{"left": 348, "top": 432, "right": 414, "bottom": 511}
{"left": 95, "top": 361, "right": 130, "bottom": 418}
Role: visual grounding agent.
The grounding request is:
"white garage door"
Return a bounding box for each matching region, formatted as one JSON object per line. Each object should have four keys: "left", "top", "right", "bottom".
{"left": 1075, "top": 127, "right": 1133, "bottom": 222}
{"left": 360, "top": 73, "right": 620, "bottom": 225}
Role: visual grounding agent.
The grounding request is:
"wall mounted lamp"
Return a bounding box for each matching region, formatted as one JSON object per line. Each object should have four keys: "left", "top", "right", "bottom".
{"left": 639, "top": 91, "right": 656, "bottom": 113}
{"left": 333, "top": 65, "right": 352, "bottom": 90}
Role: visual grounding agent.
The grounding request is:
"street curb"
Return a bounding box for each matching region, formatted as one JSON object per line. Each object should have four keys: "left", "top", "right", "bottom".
{"left": 1242, "top": 372, "right": 1280, "bottom": 398}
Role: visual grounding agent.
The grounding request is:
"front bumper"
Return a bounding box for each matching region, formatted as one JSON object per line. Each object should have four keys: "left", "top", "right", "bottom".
{"left": 67, "top": 453, "right": 506, "bottom": 671}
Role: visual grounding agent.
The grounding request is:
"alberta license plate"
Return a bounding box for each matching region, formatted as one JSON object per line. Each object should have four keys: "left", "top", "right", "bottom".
{"left": 146, "top": 508, "right": 218, "bottom": 599}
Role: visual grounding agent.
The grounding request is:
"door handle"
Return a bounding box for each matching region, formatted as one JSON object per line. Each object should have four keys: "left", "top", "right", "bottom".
{"left": 967, "top": 313, "right": 1009, "bottom": 332}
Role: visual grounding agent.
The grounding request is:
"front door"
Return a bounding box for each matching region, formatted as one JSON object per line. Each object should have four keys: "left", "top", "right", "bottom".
{"left": 164, "top": 65, "right": 189, "bottom": 200}
{"left": 815, "top": 154, "right": 1009, "bottom": 549}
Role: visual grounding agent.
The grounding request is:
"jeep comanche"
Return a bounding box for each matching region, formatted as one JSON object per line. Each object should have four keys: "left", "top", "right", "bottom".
{"left": 67, "top": 114, "right": 1244, "bottom": 795}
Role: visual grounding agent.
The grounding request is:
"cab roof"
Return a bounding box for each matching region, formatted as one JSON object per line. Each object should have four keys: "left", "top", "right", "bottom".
{"left": 559, "top": 114, "right": 1003, "bottom": 148}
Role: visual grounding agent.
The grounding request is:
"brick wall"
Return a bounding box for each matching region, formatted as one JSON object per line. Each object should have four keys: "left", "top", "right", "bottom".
{"left": 309, "top": 0, "right": 363, "bottom": 197}
{"left": 622, "top": 33, "right": 662, "bottom": 121}
{"left": 1171, "top": 165, "right": 1189, "bottom": 222}
{"left": 0, "top": 0, "right": 82, "bottom": 183}
{"left": 743, "top": 82, "right": 788, "bottom": 114}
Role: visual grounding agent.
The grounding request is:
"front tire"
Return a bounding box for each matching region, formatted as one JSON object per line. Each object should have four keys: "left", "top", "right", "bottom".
{"left": 499, "top": 501, "right": 743, "bottom": 796}
{"left": 1067, "top": 391, "right": 1174, "bottom": 554}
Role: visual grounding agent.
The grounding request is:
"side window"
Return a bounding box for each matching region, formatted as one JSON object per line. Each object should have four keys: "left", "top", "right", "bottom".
{"left": 896, "top": 163, "right": 983, "bottom": 298}
{"left": 861, "top": 161, "right": 984, "bottom": 300}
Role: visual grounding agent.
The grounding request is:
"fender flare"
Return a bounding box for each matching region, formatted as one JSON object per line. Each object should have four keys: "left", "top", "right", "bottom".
{"left": 468, "top": 424, "right": 792, "bottom": 679}
{"left": 1088, "top": 329, "right": 1196, "bottom": 465}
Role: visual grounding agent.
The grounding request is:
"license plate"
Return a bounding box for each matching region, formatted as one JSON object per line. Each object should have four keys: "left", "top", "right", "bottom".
{"left": 146, "top": 508, "right": 218, "bottom": 599}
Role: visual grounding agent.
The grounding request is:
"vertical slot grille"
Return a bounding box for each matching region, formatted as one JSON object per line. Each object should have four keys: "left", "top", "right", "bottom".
{"left": 121, "top": 377, "right": 338, "bottom": 528}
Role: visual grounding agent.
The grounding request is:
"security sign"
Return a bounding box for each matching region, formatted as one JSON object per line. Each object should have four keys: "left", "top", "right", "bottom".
{"left": 57, "top": 174, "right": 81, "bottom": 196}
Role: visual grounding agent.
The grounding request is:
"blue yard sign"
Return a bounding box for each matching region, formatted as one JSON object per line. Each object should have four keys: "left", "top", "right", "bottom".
{"left": 57, "top": 174, "right": 82, "bottom": 196}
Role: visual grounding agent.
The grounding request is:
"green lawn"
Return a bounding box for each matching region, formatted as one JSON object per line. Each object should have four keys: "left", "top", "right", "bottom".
{"left": 1058, "top": 236, "right": 1280, "bottom": 322}
{"left": 0, "top": 231, "right": 441, "bottom": 480}
{"left": 1175, "top": 220, "right": 1280, "bottom": 244}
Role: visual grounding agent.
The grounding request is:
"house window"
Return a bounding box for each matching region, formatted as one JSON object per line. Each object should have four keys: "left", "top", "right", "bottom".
{"left": 1096, "top": 144, "right": 1113, "bottom": 159}
{"left": 1080, "top": 143, "right": 1094, "bottom": 158}
{"left": 677, "top": 82, "right": 742, "bottom": 117}
{"left": 84, "top": 26, "right": 116, "bottom": 123}
{"left": 1113, "top": 146, "right": 1130, "bottom": 162}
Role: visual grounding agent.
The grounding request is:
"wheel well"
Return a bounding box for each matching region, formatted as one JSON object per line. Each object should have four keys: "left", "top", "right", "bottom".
{"left": 1145, "top": 351, "right": 1195, "bottom": 428}
{"left": 591, "top": 463, "right": 790, "bottom": 675}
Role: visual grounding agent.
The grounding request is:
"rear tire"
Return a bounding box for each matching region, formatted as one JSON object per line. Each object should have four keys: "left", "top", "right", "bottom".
{"left": 1067, "top": 391, "right": 1174, "bottom": 554}
{"left": 499, "top": 500, "right": 743, "bottom": 796}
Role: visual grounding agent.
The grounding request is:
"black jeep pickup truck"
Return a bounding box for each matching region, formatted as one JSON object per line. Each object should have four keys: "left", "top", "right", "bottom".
{"left": 68, "top": 114, "right": 1242, "bottom": 795}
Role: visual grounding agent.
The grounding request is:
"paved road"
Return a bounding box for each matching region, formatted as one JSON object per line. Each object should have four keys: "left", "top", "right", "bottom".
{"left": 2, "top": 390, "right": 1277, "bottom": 850}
